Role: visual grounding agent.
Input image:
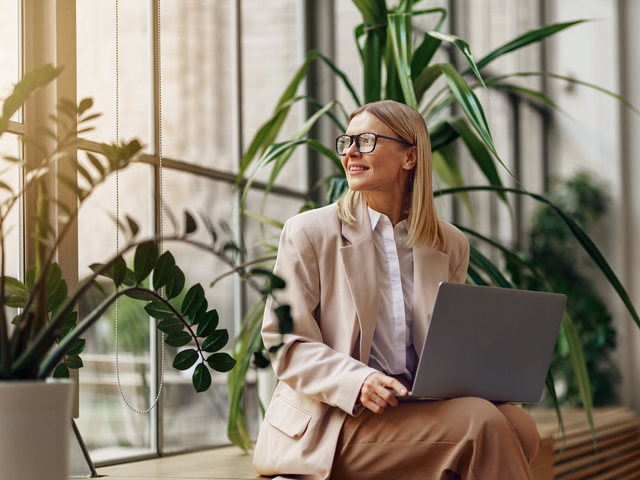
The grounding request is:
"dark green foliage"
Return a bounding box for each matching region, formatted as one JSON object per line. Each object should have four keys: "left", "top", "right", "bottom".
{"left": 509, "top": 173, "right": 619, "bottom": 407}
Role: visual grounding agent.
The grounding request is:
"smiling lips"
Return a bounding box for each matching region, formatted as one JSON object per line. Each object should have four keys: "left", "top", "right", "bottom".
{"left": 348, "top": 165, "right": 370, "bottom": 174}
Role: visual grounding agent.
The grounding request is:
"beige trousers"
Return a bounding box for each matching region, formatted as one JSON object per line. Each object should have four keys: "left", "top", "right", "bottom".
{"left": 330, "top": 397, "right": 541, "bottom": 480}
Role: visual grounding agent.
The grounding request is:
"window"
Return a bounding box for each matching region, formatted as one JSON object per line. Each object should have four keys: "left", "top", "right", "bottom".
{"left": 1, "top": 0, "right": 310, "bottom": 465}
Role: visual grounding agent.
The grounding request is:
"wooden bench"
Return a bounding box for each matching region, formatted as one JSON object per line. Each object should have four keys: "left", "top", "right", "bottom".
{"left": 92, "top": 406, "right": 640, "bottom": 480}
{"left": 531, "top": 406, "right": 640, "bottom": 480}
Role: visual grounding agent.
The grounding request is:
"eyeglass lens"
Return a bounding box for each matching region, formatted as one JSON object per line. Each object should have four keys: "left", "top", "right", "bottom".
{"left": 336, "top": 133, "right": 377, "bottom": 155}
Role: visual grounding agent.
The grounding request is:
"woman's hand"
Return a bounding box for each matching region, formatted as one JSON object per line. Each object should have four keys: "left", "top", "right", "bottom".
{"left": 358, "top": 372, "right": 408, "bottom": 414}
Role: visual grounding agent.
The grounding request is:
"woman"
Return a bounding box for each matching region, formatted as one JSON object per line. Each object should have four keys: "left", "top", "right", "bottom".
{"left": 253, "top": 100, "right": 541, "bottom": 480}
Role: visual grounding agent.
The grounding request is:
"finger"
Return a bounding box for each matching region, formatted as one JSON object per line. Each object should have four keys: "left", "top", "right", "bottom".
{"left": 376, "top": 386, "right": 399, "bottom": 407}
{"left": 378, "top": 376, "right": 408, "bottom": 397}
{"left": 369, "top": 392, "right": 390, "bottom": 409}
{"left": 363, "top": 398, "right": 385, "bottom": 414}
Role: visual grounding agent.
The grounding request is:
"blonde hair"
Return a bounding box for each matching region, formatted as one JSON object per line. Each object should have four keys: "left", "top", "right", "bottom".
{"left": 336, "top": 100, "right": 445, "bottom": 249}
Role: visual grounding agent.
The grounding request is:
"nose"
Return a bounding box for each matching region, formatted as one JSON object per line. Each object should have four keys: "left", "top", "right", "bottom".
{"left": 346, "top": 139, "right": 360, "bottom": 156}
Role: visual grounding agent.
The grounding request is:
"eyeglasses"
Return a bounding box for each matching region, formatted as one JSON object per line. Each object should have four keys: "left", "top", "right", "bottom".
{"left": 335, "top": 132, "right": 414, "bottom": 156}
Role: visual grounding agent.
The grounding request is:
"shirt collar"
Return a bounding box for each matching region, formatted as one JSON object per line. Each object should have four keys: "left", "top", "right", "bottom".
{"left": 367, "top": 206, "right": 408, "bottom": 233}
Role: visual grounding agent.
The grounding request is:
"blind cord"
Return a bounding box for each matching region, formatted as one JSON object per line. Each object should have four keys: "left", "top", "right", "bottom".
{"left": 115, "top": 0, "right": 165, "bottom": 414}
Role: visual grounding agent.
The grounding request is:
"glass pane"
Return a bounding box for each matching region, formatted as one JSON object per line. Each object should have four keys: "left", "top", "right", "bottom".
{"left": 161, "top": 170, "right": 236, "bottom": 451}
{"left": 76, "top": 159, "right": 154, "bottom": 463}
{"left": 0, "top": 134, "right": 20, "bottom": 279}
{"left": 0, "top": 134, "right": 20, "bottom": 329}
{"left": 241, "top": 0, "right": 307, "bottom": 192}
{"left": 77, "top": 0, "right": 150, "bottom": 148}
{"left": 0, "top": 0, "right": 19, "bottom": 121}
{"left": 161, "top": 1, "right": 233, "bottom": 172}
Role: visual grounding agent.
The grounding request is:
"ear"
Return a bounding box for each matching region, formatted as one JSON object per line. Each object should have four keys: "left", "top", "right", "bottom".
{"left": 403, "top": 146, "right": 417, "bottom": 170}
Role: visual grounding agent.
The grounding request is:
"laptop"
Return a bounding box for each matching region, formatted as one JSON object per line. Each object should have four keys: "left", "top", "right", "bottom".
{"left": 401, "top": 282, "right": 567, "bottom": 404}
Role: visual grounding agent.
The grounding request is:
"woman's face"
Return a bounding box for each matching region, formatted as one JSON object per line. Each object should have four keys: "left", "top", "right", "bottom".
{"left": 341, "top": 111, "right": 415, "bottom": 195}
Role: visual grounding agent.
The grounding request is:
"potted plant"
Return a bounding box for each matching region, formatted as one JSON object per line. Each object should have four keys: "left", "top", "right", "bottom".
{"left": 0, "top": 64, "right": 290, "bottom": 479}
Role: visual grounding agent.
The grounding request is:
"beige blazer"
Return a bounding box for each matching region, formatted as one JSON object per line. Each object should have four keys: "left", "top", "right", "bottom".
{"left": 253, "top": 202, "right": 470, "bottom": 480}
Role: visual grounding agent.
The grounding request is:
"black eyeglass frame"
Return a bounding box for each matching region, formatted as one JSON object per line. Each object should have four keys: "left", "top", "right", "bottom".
{"left": 335, "top": 132, "right": 415, "bottom": 156}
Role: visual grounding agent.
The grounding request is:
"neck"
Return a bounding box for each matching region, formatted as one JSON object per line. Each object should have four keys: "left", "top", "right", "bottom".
{"left": 365, "top": 190, "right": 407, "bottom": 226}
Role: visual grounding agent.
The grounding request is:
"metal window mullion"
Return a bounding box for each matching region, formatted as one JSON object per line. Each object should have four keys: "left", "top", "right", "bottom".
{"left": 231, "top": 0, "right": 245, "bottom": 340}
{"left": 148, "top": 0, "right": 163, "bottom": 457}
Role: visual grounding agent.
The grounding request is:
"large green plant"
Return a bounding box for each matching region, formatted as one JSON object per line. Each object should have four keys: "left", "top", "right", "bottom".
{"left": 0, "top": 65, "right": 293, "bottom": 399}
{"left": 508, "top": 172, "right": 619, "bottom": 407}
{"left": 231, "top": 0, "right": 640, "bottom": 453}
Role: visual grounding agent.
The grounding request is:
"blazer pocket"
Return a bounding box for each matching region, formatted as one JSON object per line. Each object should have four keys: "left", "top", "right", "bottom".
{"left": 265, "top": 395, "right": 312, "bottom": 438}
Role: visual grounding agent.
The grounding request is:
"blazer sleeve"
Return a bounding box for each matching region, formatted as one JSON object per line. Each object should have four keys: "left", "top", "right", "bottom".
{"left": 262, "top": 218, "right": 378, "bottom": 415}
{"left": 448, "top": 236, "right": 470, "bottom": 284}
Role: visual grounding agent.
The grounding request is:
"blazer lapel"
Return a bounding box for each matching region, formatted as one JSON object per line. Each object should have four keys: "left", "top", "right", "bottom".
{"left": 339, "top": 201, "right": 380, "bottom": 365}
{"left": 413, "top": 243, "right": 449, "bottom": 359}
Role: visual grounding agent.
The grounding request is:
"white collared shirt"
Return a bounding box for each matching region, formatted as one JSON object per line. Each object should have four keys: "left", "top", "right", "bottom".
{"left": 367, "top": 206, "right": 417, "bottom": 382}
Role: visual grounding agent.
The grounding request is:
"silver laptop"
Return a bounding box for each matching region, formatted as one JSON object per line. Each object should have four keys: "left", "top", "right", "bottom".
{"left": 404, "top": 282, "right": 567, "bottom": 404}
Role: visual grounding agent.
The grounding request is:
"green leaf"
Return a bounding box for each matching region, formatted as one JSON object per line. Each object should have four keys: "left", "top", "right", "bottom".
{"left": 427, "top": 31, "right": 487, "bottom": 91}
{"left": 185, "top": 211, "right": 197, "bottom": 234}
{"left": 469, "top": 244, "right": 513, "bottom": 289}
{"left": 86, "top": 152, "right": 105, "bottom": 177}
{"left": 65, "top": 355, "right": 83, "bottom": 369}
{"left": 5, "top": 296, "right": 24, "bottom": 308}
{"left": 352, "top": 0, "right": 387, "bottom": 27}
{"left": 52, "top": 363, "right": 70, "bottom": 378}
{"left": 562, "top": 312, "right": 596, "bottom": 453}
{"left": 414, "top": 64, "right": 443, "bottom": 105}
{"left": 251, "top": 268, "right": 286, "bottom": 293}
{"left": 122, "top": 268, "right": 136, "bottom": 287}
{"left": 47, "top": 280, "right": 68, "bottom": 313}
{"left": 485, "top": 71, "right": 640, "bottom": 116}
{"left": 196, "top": 310, "right": 219, "bottom": 338}
{"left": 275, "top": 305, "right": 293, "bottom": 335}
{"left": 65, "top": 338, "right": 85, "bottom": 357}
{"left": 25, "top": 266, "right": 36, "bottom": 290}
{"left": 466, "top": 20, "right": 590, "bottom": 75}
{"left": 153, "top": 251, "right": 175, "bottom": 291}
{"left": 388, "top": 13, "right": 418, "bottom": 109}
{"left": 0, "top": 180, "right": 14, "bottom": 194}
{"left": 2, "top": 277, "right": 28, "bottom": 299}
{"left": 124, "top": 290, "right": 158, "bottom": 301}
{"left": 125, "top": 215, "right": 139, "bottom": 237}
{"left": 432, "top": 147, "right": 471, "bottom": 215}
{"left": 437, "top": 184, "right": 640, "bottom": 333}
{"left": 190, "top": 301, "right": 208, "bottom": 325}
{"left": 363, "top": 30, "right": 384, "bottom": 104}
{"left": 450, "top": 118, "right": 507, "bottom": 204}
{"left": 173, "top": 349, "right": 198, "bottom": 370}
{"left": 207, "top": 352, "right": 236, "bottom": 373}
{"left": 90, "top": 255, "right": 126, "bottom": 287}
{"left": 78, "top": 97, "right": 93, "bottom": 115}
{"left": 243, "top": 211, "right": 284, "bottom": 230}
{"left": 133, "top": 241, "right": 158, "bottom": 283}
{"left": 237, "top": 51, "right": 359, "bottom": 181}
{"left": 253, "top": 351, "right": 271, "bottom": 369}
{"left": 545, "top": 369, "right": 566, "bottom": 452}
{"left": 45, "top": 263, "right": 62, "bottom": 293}
{"left": 202, "top": 329, "right": 229, "bottom": 353}
{"left": 144, "top": 301, "right": 175, "bottom": 320}
{"left": 327, "top": 178, "right": 349, "bottom": 204}
{"left": 165, "top": 331, "right": 192, "bottom": 348}
{"left": 0, "top": 64, "right": 64, "bottom": 137}
{"left": 411, "top": 31, "right": 442, "bottom": 86}
{"left": 165, "top": 266, "right": 185, "bottom": 300}
{"left": 439, "top": 64, "right": 520, "bottom": 186}
{"left": 466, "top": 264, "right": 488, "bottom": 286}
{"left": 157, "top": 318, "right": 185, "bottom": 335}
{"left": 429, "top": 120, "right": 460, "bottom": 152}
{"left": 193, "top": 363, "right": 212, "bottom": 393}
{"left": 181, "top": 284, "right": 205, "bottom": 317}
{"left": 58, "top": 311, "right": 78, "bottom": 339}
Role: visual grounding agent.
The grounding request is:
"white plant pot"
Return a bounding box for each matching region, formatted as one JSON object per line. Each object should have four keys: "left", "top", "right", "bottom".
{"left": 0, "top": 379, "right": 74, "bottom": 480}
